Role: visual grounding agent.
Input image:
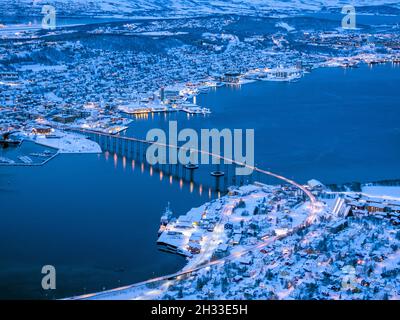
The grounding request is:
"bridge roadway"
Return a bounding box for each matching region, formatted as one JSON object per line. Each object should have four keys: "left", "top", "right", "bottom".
{"left": 66, "top": 128, "right": 319, "bottom": 300}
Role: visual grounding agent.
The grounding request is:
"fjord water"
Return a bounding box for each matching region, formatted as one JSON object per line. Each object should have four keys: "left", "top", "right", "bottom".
{"left": 130, "top": 63, "right": 400, "bottom": 184}
{"left": 198, "top": 64, "right": 400, "bottom": 184}
{"left": 0, "top": 64, "right": 399, "bottom": 299}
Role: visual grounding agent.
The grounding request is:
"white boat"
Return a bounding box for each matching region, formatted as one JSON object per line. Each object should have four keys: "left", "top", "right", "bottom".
{"left": 151, "top": 105, "right": 169, "bottom": 112}
{"left": 201, "top": 107, "right": 211, "bottom": 114}
{"left": 29, "top": 152, "right": 48, "bottom": 157}
{"left": 181, "top": 103, "right": 211, "bottom": 114}
{"left": 160, "top": 202, "right": 173, "bottom": 226}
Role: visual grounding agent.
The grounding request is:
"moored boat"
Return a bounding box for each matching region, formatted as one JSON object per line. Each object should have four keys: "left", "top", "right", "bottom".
{"left": 158, "top": 202, "right": 173, "bottom": 236}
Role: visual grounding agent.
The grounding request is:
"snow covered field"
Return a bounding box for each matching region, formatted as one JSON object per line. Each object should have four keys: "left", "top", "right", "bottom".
{"left": 17, "top": 64, "right": 67, "bottom": 72}
{"left": 30, "top": 131, "right": 102, "bottom": 154}
{"left": 362, "top": 186, "right": 400, "bottom": 200}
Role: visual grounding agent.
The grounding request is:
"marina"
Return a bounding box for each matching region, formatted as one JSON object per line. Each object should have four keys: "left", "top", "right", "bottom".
{"left": 0, "top": 140, "right": 58, "bottom": 167}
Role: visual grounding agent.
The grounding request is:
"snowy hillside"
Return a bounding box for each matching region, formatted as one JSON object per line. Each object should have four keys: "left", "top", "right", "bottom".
{"left": 1, "top": 0, "right": 400, "bottom": 17}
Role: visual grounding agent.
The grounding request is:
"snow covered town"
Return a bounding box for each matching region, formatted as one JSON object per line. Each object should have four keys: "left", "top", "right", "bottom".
{"left": 69, "top": 181, "right": 400, "bottom": 300}
{"left": 1, "top": 4, "right": 400, "bottom": 302}
{"left": 2, "top": 14, "right": 400, "bottom": 163}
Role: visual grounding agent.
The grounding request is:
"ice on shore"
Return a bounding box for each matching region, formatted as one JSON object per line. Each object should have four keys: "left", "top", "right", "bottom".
{"left": 30, "top": 130, "right": 102, "bottom": 154}
{"left": 362, "top": 185, "right": 400, "bottom": 200}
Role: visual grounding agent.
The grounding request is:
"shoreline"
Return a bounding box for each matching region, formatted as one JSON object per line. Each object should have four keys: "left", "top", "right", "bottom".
{"left": 64, "top": 61, "right": 399, "bottom": 300}
{"left": 67, "top": 183, "right": 315, "bottom": 300}
{"left": 67, "top": 183, "right": 400, "bottom": 300}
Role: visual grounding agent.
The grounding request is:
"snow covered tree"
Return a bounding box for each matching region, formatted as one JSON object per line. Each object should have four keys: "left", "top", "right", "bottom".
{"left": 177, "top": 287, "right": 184, "bottom": 299}
{"left": 221, "top": 277, "right": 228, "bottom": 293}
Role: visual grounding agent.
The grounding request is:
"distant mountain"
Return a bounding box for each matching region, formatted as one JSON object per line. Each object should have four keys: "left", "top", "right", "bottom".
{"left": 1, "top": 0, "right": 399, "bottom": 18}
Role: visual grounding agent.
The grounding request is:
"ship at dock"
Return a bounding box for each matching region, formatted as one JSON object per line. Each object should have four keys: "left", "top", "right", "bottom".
{"left": 180, "top": 102, "right": 211, "bottom": 115}
{"left": 156, "top": 203, "right": 193, "bottom": 257}
{"left": 158, "top": 202, "right": 173, "bottom": 236}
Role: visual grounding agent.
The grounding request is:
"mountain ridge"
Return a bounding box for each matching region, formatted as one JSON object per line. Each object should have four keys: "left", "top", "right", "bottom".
{"left": 1, "top": 0, "right": 400, "bottom": 18}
